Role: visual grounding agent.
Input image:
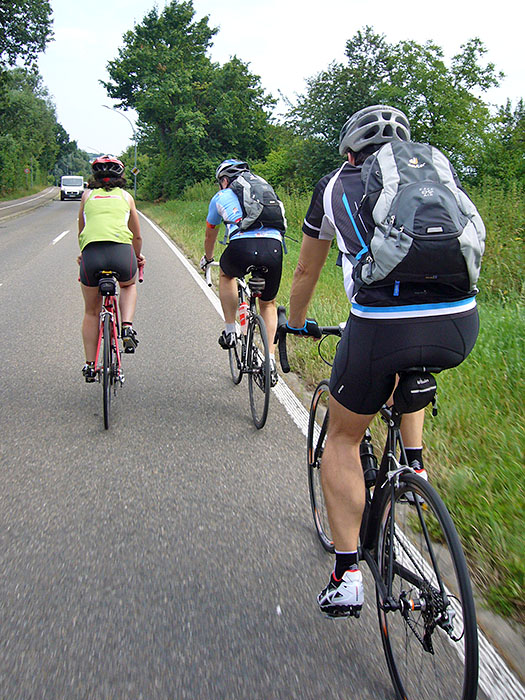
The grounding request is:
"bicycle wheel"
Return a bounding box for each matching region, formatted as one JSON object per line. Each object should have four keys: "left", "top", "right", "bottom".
{"left": 376, "top": 473, "right": 478, "bottom": 700}
{"left": 307, "top": 380, "right": 334, "bottom": 553}
{"left": 247, "top": 313, "right": 270, "bottom": 429}
{"left": 229, "top": 329, "right": 245, "bottom": 385}
{"left": 102, "top": 314, "right": 112, "bottom": 430}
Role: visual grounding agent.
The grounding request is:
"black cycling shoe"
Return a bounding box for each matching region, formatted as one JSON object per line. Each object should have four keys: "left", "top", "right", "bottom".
{"left": 218, "top": 331, "right": 236, "bottom": 349}
{"left": 122, "top": 325, "right": 139, "bottom": 353}
{"left": 82, "top": 363, "right": 97, "bottom": 383}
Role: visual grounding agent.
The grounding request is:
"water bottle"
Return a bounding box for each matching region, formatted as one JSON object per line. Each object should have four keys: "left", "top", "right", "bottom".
{"left": 239, "top": 301, "right": 249, "bottom": 335}
{"left": 360, "top": 430, "right": 378, "bottom": 488}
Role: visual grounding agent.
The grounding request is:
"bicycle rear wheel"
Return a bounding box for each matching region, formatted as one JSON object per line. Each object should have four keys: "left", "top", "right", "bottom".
{"left": 376, "top": 474, "right": 478, "bottom": 700}
{"left": 307, "top": 380, "right": 334, "bottom": 552}
{"left": 247, "top": 313, "right": 270, "bottom": 429}
{"left": 102, "top": 314, "right": 112, "bottom": 430}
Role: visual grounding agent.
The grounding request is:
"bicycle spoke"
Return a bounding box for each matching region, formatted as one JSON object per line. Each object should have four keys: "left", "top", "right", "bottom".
{"left": 377, "top": 475, "right": 478, "bottom": 700}
{"left": 247, "top": 314, "right": 270, "bottom": 429}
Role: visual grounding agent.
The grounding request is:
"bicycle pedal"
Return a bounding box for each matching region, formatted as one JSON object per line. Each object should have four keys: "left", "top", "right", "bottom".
{"left": 124, "top": 346, "right": 135, "bottom": 354}
{"left": 321, "top": 605, "right": 362, "bottom": 619}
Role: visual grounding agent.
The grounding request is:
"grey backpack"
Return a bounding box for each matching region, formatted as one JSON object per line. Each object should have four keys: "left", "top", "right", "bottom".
{"left": 230, "top": 171, "right": 287, "bottom": 234}
{"left": 352, "top": 141, "right": 485, "bottom": 295}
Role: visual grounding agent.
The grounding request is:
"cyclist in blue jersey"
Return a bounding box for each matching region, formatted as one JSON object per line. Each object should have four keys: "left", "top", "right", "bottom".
{"left": 201, "top": 159, "right": 285, "bottom": 386}
{"left": 286, "top": 106, "right": 480, "bottom": 618}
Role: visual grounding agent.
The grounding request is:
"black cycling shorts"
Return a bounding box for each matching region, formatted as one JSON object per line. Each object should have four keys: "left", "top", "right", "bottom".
{"left": 219, "top": 237, "right": 283, "bottom": 302}
{"left": 329, "top": 307, "right": 479, "bottom": 414}
{"left": 79, "top": 242, "right": 137, "bottom": 287}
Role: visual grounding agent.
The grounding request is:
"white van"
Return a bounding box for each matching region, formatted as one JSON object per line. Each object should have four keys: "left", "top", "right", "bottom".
{"left": 60, "top": 175, "right": 84, "bottom": 201}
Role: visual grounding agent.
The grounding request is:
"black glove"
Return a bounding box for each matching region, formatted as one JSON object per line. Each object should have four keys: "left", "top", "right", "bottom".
{"left": 286, "top": 319, "right": 322, "bottom": 339}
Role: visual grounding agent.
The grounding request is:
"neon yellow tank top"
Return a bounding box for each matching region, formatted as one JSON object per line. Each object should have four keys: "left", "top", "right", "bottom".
{"left": 79, "top": 187, "right": 132, "bottom": 251}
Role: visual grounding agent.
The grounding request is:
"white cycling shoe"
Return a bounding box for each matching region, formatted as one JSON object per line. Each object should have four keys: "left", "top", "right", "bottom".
{"left": 318, "top": 567, "right": 364, "bottom": 618}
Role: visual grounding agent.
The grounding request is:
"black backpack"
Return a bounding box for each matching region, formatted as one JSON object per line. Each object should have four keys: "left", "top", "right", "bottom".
{"left": 230, "top": 171, "right": 287, "bottom": 234}
{"left": 351, "top": 141, "right": 485, "bottom": 295}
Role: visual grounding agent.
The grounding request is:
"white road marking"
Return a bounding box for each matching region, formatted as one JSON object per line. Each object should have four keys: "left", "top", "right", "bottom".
{"left": 52, "top": 230, "right": 70, "bottom": 245}
{"left": 139, "top": 209, "right": 525, "bottom": 700}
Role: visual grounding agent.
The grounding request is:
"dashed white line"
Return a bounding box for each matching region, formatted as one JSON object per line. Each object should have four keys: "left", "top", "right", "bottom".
{"left": 52, "top": 230, "right": 70, "bottom": 245}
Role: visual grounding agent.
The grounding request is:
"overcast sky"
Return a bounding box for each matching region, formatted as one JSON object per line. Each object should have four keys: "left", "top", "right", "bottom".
{"left": 37, "top": 0, "right": 524, "bottom": 157}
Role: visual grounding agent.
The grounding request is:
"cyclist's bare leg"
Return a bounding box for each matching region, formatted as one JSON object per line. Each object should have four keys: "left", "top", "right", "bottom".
{"left": 258, "top": 298, "right": 277, "bottom": 354}
{"left": 81, "top": 283, "right": 101, "bottom": 363}
{"left": 400, "top": 407, "right": 425, "bottom": 447}
{"left": 321, "top": 395, "right": 374, "bottom": 552}
{"left": 119, "top": 277, "right": 137, "bottom": 324}
{"left": 219, "top": 270, "right": 238, "bottom": 324}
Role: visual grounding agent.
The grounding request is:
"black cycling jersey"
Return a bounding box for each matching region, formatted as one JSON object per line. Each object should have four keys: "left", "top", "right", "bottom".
{"left": 303, "top": 161, "right": 473, "bottom": 309}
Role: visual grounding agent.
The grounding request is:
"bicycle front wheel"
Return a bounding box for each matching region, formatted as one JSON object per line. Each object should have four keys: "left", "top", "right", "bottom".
{"left": 376, "top": 474, "right": 478, "bottom": 700}
{"left": 247, "top": 314, "right": 270, "bottom": 429}
{"left": 229, "top": 330, "right": 244, "bottom": 385}
{"left": 102, "top": 314, "right": 112, "bottom": 430}
{"left": 307, "top": 380, "right": 334, "bottom": 552}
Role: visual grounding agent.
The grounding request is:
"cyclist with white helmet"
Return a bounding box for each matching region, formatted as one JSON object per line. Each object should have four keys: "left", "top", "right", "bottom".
{"left": 286, "top": 106, "right": 479, "bottom": 617}
{"left": 201, "top": 158, "right": 284, "bottom": 386}
{"left": 77, "top": 155, "right": 145, "bottom": 381}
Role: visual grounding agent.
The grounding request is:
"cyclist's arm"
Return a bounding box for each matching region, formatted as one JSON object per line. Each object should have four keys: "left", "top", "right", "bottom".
{"left": 77, "top": 189, "right": 90, "bottom": 236}
{"left": 288, "top": 233, "right": 331, "bottom": 328}
{"left": 126, "top": 195, "right": 143, "bottom": 259}
{"left": 204, "top": 222, "right": 218, "bottom": 261}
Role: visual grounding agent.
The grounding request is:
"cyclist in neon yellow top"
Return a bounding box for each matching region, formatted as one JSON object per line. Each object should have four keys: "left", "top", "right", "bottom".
{"left": 77, "top": 155, "right": 145, "bottom": 382}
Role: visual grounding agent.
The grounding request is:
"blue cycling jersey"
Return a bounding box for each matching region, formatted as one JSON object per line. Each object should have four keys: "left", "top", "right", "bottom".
{"left": 207, "top": 188, "right": 282, "bottom": 244}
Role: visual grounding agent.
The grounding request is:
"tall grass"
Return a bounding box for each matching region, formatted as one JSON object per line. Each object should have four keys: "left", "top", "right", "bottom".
{"left": 139, "top": 180, "right": 524, "bottom": 623}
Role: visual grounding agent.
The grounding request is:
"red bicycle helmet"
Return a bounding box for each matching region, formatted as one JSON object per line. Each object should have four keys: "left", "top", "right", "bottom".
{"left": 91, "top": 155, "right": 125, "bottom": 177}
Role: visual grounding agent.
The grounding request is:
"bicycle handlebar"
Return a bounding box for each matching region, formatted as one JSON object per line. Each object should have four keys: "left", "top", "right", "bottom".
{"left": 276, "top": 306, "right": 346, "bottom": 374}
{"left": 204, "top": 260, "right": 220, "bottom": 287}
{"left": 276, "top": 306, "right": 290, "bottom": 373}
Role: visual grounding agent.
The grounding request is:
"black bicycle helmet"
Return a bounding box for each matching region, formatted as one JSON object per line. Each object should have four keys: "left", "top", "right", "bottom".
{"left": 338, "top": 105, "right": 411, "bottom": 155}
{"left": 91, "top": 155, "right": 125, "bottom": 177}
{"left": 215, "top": 159, "right": 248, "bottom": 182}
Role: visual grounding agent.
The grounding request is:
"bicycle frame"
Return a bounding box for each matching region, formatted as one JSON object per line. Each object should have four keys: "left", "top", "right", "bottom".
{"left": 94, "top": 291, "right": 122, "bottom": 381}
{"left": 360, "top": 405, "right": 412, "bottom": 611}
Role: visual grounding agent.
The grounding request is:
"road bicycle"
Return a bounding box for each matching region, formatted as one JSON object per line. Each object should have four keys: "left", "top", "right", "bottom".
{"left": 205, "top": 262, "right": 271, "bottom": 429}
{"left": 94, "top": 265, "right": 143, "bottom": 430}
{"left": 276, "top": 307, "right": 479, "bottom": 700}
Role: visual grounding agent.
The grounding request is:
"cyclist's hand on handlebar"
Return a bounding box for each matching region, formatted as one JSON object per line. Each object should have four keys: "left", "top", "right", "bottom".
{"left": 200, "top": 255, "right": 214, "bottom": 271}
{"left": 285, "top": 318, "right": 322, "bottom": 339}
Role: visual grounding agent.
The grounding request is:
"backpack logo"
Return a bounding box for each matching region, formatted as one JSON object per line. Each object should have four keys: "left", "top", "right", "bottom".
{"left": 408, "top": 157, "right": 425, "bottom": 168}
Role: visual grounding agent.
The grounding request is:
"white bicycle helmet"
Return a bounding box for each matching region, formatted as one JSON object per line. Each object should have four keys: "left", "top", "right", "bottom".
{"left": 338, "top": 105, "right": 411, "bottom": 155}
{"left": 215, "top": 159, "right": 248, "bottom": 182}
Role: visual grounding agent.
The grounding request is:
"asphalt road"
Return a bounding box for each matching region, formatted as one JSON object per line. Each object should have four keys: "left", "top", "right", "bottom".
{"left": 0, "top": 195, "right": 500, "bottom": 699}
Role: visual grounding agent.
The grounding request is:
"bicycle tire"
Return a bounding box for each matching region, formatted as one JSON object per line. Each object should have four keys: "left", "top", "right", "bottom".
{"left": 102, "top": 313, "right": 112, "bottom": 430}
{"left": 307, "top": 380, "right": 334, "bottom": 553}
{"left": 229, "top": 331, "right": 244, "bottom": 385}
{"left": 247, "top": 313, "right": 270, "bottom": 429}
{"left": 376, "top": 473, "right": 478, "bottom": 700}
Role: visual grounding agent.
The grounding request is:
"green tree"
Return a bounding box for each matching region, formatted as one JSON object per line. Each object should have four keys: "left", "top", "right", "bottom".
{"left": 474, "top": 100, "right": 525, "bottom": 186}
{"left": 0, "top": 68, "right": 61, "bottom": 192}
{"left": 0, "top": 0, "right": 53, "bottom": 72}
{"left": 288, "top": 27, "right": 503, "bottom": 181}
{"left": 103, "top": 0, "right": 274, "bottom": 199}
